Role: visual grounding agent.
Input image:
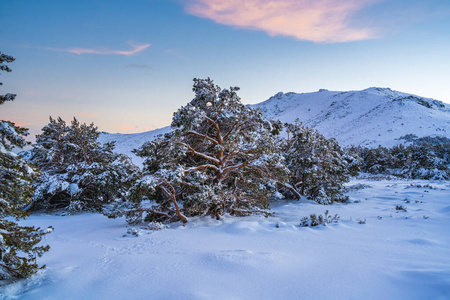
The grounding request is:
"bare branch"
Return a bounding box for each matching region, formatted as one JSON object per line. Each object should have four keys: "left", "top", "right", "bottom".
{"left": 204, "top": 116, "right": 223, "bottom": 144}
{"left": 276, "top": 182, "right": 301, "bottom": 199}
{"left": 159, "top": 182, "right": 188, "bottom": 223}
{"left": 187, "top": 130, "right": 219, "bottom": 145}
{"left": 185, "top": 164, "right": 218, "bottom": 173}
{"left": 221, "top": 162, "right": 249, "bottom": 180}
{"left": 176, "top": 142, "right": 220, "bottom": 164}
{"left": 223, "top": 119, "right": 241, "bottom": 142}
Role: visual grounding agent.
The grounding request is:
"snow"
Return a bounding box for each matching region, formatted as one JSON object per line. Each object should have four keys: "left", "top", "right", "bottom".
{"left": 98, "top": 126, "right": 171, "bottom": 166}
{"left": 2, "top": 178, "right": 450, "bottom": 299}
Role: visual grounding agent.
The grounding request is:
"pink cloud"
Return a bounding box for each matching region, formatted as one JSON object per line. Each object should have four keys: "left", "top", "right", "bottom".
{"left": 47, "top": 41, "right": 150, "bottom": 56}
{"left": 15, "top": 121, "right": 35, "bottom": 127}
{"left": 184, "top": 0, "right": 380, "bottom": 42}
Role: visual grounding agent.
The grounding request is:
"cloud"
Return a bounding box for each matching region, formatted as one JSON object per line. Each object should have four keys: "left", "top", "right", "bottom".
{"left": 184, "top": 0, "right": 380, "bottom": 43}
{"left": 47, "top": 41, "right": 150, "bottom": 56}
{"left": 14, "top": 121, "right": 34, "bottom": 127}
{"left": 164, "top": 49, "right": 188, "bottom": 61}
{"left": 126, "top": 63, "right": 153, "bottom": 70}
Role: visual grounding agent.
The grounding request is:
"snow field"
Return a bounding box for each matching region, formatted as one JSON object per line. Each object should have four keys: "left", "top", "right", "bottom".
{"left": 2, "top": 178, "right": 450, "bottom": 300}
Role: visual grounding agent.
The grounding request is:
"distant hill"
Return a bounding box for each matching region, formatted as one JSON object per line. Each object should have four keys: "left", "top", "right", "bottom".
{"left": 99, "top": 87, "right": 450, "bottom": 165}
{"left": 98, "top": 126, "right": 170, "bottom": 166}
{"left": 254, "top": 87, "right": 450, "bottom": 148}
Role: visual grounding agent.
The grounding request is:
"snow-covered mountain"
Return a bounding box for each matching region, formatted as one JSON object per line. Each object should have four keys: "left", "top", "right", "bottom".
{"left": 99, "top": 126, "right": 171, "bottom": 166}
{"left": 99, "top": 87, "right": 450, "bottom": 164}
{"left": 254, "top": 87, "right": 450, "bottom": 148}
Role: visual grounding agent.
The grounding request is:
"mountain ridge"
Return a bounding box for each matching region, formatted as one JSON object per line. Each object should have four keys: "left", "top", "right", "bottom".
{"left": 254, "top": 87, "right": 450, "bottom": 147}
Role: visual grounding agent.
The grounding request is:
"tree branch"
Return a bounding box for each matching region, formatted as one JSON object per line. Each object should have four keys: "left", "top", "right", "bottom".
{"left": 176, "top": 142, "right": 220, "bottom": 164}
{"left": 204, "top": 116, "right": 223, "bottom": 144}
{"left": 187, "top": 130, "right": 219, "bottom": 145}
{"left": 276, "top": 182, "right": 301, "bottom": 199}
{"left": 185, "top": 164, "right": 218, "bottom": 173}
{"left": 159, "top": 182, "right": 188, "bottom": 223}
{"left": 223, "top": 119, "right": 240, "bottom": 142}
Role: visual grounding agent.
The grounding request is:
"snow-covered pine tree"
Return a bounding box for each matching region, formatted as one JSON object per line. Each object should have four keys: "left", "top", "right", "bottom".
{"left": 122, "top": 78, "right": 288, "bottom": 223}
{"left": 0, "top": 52, "right": 51, "bottom": 280}
{"left": 27, "top": 117, "right": 140, "bottom": 211}
{"left": 353, "top": 139, "right": 450, "bottom": 180}
{"left": 282, "top": 122, "right": 359, "bottom": 204}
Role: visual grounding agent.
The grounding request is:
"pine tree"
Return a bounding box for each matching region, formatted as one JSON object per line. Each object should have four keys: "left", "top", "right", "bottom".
{"left": 27, "top": 117, "right": 140, "bottom": 211}
{"left": 115, "top": 78, "right": 288, "bottom": 223}
{"left": 281, "top": 122, "right": 359, "bottom": 204}
{"left": 0, "top": 52, "right": 51, "bottom": 280}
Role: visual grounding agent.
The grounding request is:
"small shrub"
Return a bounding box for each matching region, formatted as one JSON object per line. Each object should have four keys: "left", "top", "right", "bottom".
{"left": 147, "top": 222, "right": 168, "bottom": 231}
{"left": 395, "top": 205, "right": 407, "bottom": 212}
{"left": 300, "top": 210, "right": 340, "bottom": 227}
{"left": 346, "top": 183, "right": 372, "bottom": 192}
{"left": 125, "top": 228, "right": 139, "bottom": 237}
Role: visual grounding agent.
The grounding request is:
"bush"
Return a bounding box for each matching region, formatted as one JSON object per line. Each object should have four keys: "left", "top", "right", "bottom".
{"left": 299, "top": 210, "right": 340, "bottom": 227}
{"left": 27, "top": 117, "right": 140, "bottom": 212}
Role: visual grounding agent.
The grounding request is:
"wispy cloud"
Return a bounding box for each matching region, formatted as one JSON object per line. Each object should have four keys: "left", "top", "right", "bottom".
{"left": 126, "top": 63, "right": 153, "bottom": 70}
{"left": 47, "top": 41, "right": 150, "bottom": 56}
{"left": 164, "top": 49, "right": 188, "bottom": 61}
{"left": 184, "top": 0, "right": 380, "bottom": 43}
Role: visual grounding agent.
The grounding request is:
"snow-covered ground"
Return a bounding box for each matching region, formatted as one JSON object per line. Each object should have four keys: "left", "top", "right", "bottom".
{"left": 2, "top": 178, "right": 450, "bottom": 300}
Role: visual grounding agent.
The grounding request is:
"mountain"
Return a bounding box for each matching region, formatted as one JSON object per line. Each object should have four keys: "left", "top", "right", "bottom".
{"left": 99, "top": 126, "right": 171, "bottom": 166}
{"left": 99, "top": 87, "right": 450, "bottom": 164}
{"left": 254, "top": 87, "right": 450, "bottom": 147}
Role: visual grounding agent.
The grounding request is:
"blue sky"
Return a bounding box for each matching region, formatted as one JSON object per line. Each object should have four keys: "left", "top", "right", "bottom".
{"left": 1, "top": 0, "right": 449, "bottom": 136}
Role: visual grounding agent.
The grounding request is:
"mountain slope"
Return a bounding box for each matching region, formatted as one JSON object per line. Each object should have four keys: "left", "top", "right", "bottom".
{"left": 98, "top": 126, "right": 171, "bottom": 166}
{"left": 254, "top": 87, "right": 450, "bottom": 147}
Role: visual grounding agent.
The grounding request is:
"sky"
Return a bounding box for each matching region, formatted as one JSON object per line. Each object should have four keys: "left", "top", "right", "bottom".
{"left": 1, "top": 0, "right": 450, "bottom": 138}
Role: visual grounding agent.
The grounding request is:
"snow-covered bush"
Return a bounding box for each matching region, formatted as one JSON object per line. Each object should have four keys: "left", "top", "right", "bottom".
{"left": 27, "top": 117, "right": 140, "bottom": 211}
{"left": 352, "top": 139, "right": 450, "bottom": 180}
{"left": 281, "top": 121, "right": 360, "bottom": 204}
{"left": 299, "top": 210, "right": 340, "bottom": 227}
{"left": 0, "top": 52, "right": 51, "bottom": 280}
